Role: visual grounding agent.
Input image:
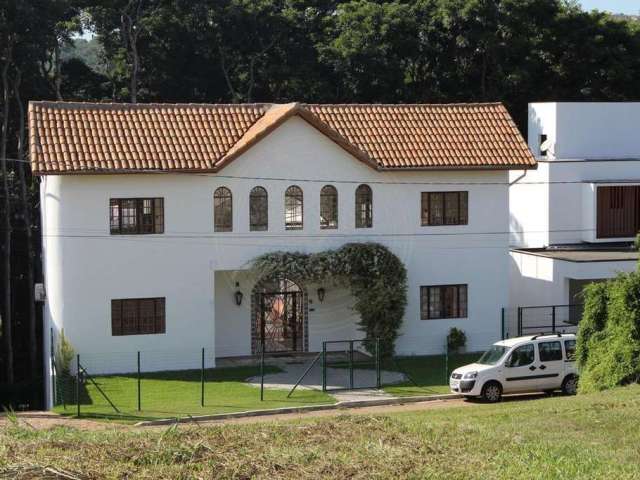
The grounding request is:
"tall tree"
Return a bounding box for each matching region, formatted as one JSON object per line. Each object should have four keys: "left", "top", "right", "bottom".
{"left": 0, "top": 7, "right": 15, "bottom": 385}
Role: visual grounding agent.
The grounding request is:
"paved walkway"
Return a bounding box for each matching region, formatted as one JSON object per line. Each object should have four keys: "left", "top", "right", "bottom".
{"left": 246, "top": 357, "right": 405, "bottom": 401}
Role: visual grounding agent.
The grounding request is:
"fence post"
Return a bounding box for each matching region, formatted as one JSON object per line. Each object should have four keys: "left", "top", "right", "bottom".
{"left": 201, "top": 348, "right": 205, "bottom": 407}
{"left": 260, "top": 347, "right": 265, "bottom": 401}
{"left": 444, "top": 341, "right": 449, "bottom": 385}
{"left": 501, "top": 308, "right": 506, "bottom": 339}
{"left": 375, "top": 338, "right": 381, "bottom": 389}
{"left": 322, "top": 342, "right": 327, "bottom": 392}
{"left": 137, "top": 351, "right": 141, "bottom": 411}
{"left": 517, "top": 307, "right": 523, "bottom": 336}
{"left": 76, "top": 354, "right": 80, "bottom": 417}
{"left": 349, "top": 340, "right": 354, "bottom": 390}
{"left": 50, "top": 328, "right": 56, "bottom": 407}
{"left": 552, "top": 306, "right": 556, "bottom": 333}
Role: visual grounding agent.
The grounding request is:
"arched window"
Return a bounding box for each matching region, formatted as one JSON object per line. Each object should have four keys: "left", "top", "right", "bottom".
{"left": 214, "top": 187, "right": 232, "bottom": 232}
{"left": 320, "top": 185, "right": 338, "bottom": 229}
{"left": 355, "top": 184, "right": 372, "bottom": 228}
{"left": 285, "top": 185, "right": 303, "bottom": 230}
{"left": 250, "top": 186, "right": 268, "bottom": 231}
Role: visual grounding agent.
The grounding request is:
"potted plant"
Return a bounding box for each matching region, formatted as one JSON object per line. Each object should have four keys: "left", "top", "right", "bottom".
{"left": 447, "top": 327, "right": 467, "bottom": 354}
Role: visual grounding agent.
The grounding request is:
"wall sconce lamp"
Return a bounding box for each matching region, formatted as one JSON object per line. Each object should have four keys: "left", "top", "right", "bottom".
{"left": 317, "top": 287, "right": 326, "bottom": 303}
{"left": 234, "top": 282, "right": 243, "bottom": 306}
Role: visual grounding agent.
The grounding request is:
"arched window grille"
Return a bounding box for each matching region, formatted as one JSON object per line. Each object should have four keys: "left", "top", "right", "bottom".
{"left": 214, "top": 186, "right": 233, "bottom": 232}
{"left": 320, "top": 185, "right": 338, "bottom": 229}
{"left": 249, "top": 186, "right": 268, "bottom": 231}
{"left": 355, "top": 184, "right": 372, "bottom": 228}
{"left": 285, "top": 185, "right": 303, "bottom": 230}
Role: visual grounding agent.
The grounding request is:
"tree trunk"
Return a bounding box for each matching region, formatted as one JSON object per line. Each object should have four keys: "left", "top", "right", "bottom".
{"left": 13, "top": 68, "right": 38, "bottom": 380}
{"left": 53, "top": 44, "right": 63, "bottom": 101}
{"left": 0, "top": 45, "right": 14, "bottom": 384}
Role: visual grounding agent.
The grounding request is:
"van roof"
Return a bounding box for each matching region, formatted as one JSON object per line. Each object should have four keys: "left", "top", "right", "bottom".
{"left": 495, "top": 333, "right": 576, "bottom": 348}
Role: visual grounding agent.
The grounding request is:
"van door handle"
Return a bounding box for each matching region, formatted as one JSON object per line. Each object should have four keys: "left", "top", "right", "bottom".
{"left": 529, "top": 366, "right": 536, "bottom": 371}
{"left": 539, "top": 365, "right": 547, "bottom": 370}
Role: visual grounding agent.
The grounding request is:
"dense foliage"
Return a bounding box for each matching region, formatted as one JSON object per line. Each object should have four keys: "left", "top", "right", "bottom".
{"left": 577, "top": 245, "right": 640, "bottom": 392}
{"left": 251, "top": 243, "right": 408, "bottom": 357}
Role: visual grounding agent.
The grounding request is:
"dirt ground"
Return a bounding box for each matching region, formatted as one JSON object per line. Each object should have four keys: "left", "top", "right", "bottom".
{"left": 0, "top": 394, "right": 545, "bottom": 431}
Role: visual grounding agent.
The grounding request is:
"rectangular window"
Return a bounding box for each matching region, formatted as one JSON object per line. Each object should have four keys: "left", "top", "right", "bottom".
{"left": 420, "top": 284, "right": 468, "bottom": 320}
{"left": 111, "top": 298, "right": 165, "bottom": 336}
{"left": 564, "top": 340, "right": 576, "bottom": 361}
{"left": 110, "top": 198, "right": 164, "bottom": 234}
{"left": 421, "top": 192, "right": 468, "bottom": 226}
{"left": 596, "top": 185, "right": 640, "bottom": 238}
{"left": 538, "top": 341, "right": 563, "bottom": 362}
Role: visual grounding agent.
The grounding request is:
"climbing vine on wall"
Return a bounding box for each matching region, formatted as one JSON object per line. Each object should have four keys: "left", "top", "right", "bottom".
{"left": 250, "top": 243, "right": 408, "bottom": 357}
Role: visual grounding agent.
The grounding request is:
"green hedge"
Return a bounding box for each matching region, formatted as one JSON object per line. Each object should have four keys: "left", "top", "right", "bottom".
{"left": 577, "top": 269, "right": 640, "bottom": 393}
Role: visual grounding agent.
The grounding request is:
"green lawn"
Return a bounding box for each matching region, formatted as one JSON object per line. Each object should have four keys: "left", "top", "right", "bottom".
{"left": 382, "top": 352, "right": 482, "bottom": 395}
{"left": 53, "top": 365, "right": 334, "bottom": 422}
{"left": 3, "top": 385, "right": 640, "bottom": 478}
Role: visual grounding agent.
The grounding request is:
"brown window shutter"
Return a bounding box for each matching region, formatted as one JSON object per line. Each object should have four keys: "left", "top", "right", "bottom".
{"left": 111, "top": 299, "right": 122, "bottom": 336}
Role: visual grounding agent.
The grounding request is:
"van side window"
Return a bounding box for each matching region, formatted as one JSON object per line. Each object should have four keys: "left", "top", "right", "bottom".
{"left": 564, "top": 340, "right": 576, "bottom": 361}
{"left": 506, "top": 344, "right": 534, "bottom": 367}
{"left": 538, "top": 341, "right": 563, "bottom": 362}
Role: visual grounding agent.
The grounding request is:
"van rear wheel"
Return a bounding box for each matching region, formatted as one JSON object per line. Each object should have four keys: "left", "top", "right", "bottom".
{"left": 481, "top": 381, "right": 502, "bottom": 403}
{"left": 562, "top": 376, "right": 578, "bottom": 396}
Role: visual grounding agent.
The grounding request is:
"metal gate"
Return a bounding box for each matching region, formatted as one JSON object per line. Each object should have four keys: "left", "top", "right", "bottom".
{"left": 258, "top": 291, "right": 304, "bottom": 353}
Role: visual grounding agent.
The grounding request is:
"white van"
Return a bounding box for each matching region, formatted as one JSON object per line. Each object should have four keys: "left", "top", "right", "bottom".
{"left": 449, "top": 333, "right": 578, "bottom": 402}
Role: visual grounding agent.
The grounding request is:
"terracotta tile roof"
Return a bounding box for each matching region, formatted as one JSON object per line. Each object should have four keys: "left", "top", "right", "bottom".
{"left": 29, "top": 101, "right": 535, "bottom": 174}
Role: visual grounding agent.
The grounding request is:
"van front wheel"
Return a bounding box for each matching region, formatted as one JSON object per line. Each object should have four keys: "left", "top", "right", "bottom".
{"left": 481, "top": 381, "right": 502, "bottom": 403}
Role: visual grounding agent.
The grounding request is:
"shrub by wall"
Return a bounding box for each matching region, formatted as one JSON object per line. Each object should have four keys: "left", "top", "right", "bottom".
{"left": 578, "top": 270, "right": 640, "bottom": 393}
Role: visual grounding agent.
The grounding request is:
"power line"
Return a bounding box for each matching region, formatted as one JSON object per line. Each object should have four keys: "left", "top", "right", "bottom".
{"left": 5, "top": 157, "right": 638, "bottom": 186}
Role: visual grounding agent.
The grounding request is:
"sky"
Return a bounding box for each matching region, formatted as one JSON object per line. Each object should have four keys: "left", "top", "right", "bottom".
{"left": 578, "top": 0, "right": 640, "bottom": 14}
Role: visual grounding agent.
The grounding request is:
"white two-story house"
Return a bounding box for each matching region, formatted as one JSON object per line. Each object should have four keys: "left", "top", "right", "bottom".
{"left": 31, "top": 101, "right": 535, "bottom": 400}
{"left": 509, "top": 102, "right": 640, "bottom": 334}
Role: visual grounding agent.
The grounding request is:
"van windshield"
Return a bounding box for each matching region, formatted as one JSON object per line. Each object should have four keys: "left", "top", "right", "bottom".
{"left": 477, "top": 345, "right": 509, "bottom": 365}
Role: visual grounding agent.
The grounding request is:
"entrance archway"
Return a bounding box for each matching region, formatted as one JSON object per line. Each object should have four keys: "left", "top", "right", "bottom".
{"left": 251, "top": 277, "right": 308, "bottom": 354}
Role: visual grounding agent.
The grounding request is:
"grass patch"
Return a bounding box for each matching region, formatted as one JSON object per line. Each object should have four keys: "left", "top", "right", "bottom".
{"left": 3, "top": 385, "right": 640, "bottom": 478}
{"left": 382, "top": 352, "right": 482, "bottom": 395}
{"left": 53, "top": 365, "right": 334, "bottom": 422}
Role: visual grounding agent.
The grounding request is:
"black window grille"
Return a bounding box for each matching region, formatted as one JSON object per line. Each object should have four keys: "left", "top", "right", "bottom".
{"left": 320, "top": 185, "right": 338, "bottom": 229}
{"left": 355, "top": 184, "right": 372, "bottom": 228}
{"left": 214, "top": 187, "right": 233, "bottom": 232}
{"left": 285, "top": 185, "right": 303, "bottom": 230}
{"left": 250, "top": 186, "right": 268, "bottom": 231}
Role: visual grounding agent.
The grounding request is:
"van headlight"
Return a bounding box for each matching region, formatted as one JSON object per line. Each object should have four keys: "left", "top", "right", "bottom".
{"left": 463, "top": 371, "right": 478, "bottom": 379}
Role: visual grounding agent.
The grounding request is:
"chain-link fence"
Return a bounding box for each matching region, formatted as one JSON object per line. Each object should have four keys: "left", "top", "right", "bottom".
{"left": 50, "top": 340, "right": 493, "bottom": 420}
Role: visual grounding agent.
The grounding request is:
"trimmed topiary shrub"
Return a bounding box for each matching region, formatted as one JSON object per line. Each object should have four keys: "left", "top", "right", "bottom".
{"left": 578, "top": 270, "right": 640, "bottom": 393}
{"left": 250, "top": 243, "right": 407, "bottom": 357}
{"left": 447, "top": 327, "right": 466, "bottom": 352}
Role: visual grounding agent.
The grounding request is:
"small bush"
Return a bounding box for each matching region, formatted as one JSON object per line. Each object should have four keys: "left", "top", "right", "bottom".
{"left": 447, "top": 328, "right": 466, "bottom": 352}
{"left": 55, "top": 329, "right": 75, "bottom": 376}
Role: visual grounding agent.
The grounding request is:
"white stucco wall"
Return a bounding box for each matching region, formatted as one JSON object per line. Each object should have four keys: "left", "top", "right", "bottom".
{"left": 42, "top": 116, "right": 510, "bottom": 384}
{"left": 510, "top": 103, "right": 640, "bottom": 248}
